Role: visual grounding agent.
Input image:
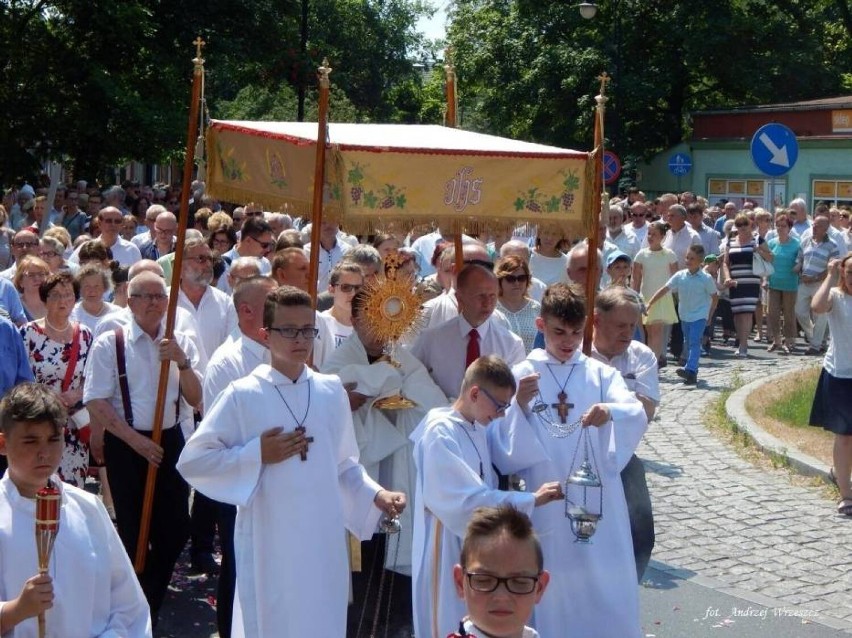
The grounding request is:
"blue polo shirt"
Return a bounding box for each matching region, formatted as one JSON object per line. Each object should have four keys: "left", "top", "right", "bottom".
{"left": 0, "top": 314, "right": 33, "bottom": 393}
{"left": 666, "top": 268, "right": 717, "bottom": 322}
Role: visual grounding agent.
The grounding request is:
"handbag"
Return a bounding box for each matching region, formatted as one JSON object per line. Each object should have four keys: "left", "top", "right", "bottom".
{"left": 62, "top": 324, "right": 90, "bottom": 443}
{"left": 752, "top": 249, "right": 774, "bottom": 277}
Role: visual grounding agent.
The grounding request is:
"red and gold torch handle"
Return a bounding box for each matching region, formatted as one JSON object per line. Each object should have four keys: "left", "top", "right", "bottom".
{"left": 35, "top": 482, "right": 60, "bottom": 638}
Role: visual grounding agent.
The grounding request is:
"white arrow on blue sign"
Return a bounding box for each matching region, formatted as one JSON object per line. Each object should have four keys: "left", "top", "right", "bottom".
{"left": 750, "top": 123, "right": 798, "bottom": 177}
{"left": 668, "top": 153, "right": 692, "bottom": 176}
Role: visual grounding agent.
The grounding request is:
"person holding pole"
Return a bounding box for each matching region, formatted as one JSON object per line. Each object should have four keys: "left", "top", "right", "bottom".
{"left": 83, "top": 271, "right": 202, "bottom": 625}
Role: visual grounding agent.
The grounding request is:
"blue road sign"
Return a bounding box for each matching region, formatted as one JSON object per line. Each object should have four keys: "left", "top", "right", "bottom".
{"left": 668, "top": 152, "right": 692, "bottom": 176}
{"left": 603, "top": 151, "right": 621, "bottom": 185}
{"left": 750, "top": 123, "right": 798, "bottom": 177}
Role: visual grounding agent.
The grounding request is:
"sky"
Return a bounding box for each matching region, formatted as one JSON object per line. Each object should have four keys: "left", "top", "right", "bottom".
{"left": 416, "top": 0, "right": 449, "bottom": 42}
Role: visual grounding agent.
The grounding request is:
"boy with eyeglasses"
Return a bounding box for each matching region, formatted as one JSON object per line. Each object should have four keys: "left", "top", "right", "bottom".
{"left": 177, "top": 285, "right": 405, "bottom": 637}
{"left": 450, "top": 505, "right": 549, "bottom": 638}
{"left": 410, "top": 355, "right": 562, "bottom": 638}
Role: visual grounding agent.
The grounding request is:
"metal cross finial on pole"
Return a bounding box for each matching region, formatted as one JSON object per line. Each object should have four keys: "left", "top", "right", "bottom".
{"left": 318, "top": 58, "right": 332, "bottom": 88}
{"left": 193, "top": 36, "right": 205, "bottom": 64}
{"left": 597, "top": 71, "right": 610, "bottom": 96}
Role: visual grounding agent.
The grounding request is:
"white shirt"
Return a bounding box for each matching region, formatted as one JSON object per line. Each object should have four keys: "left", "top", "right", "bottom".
{"left": 70, "top": 236, "right": 141, "bottom": 267}
{"left": 70, "top": 301, "right": 122, "bottom": 333}
{"left": 131, "top": 231, "right": 154, "bottom": 248}
{"left": 83, "top": 319, "right": 202, "bottom": 433}
{"left": 410, "top": 231, "right": 477, "bottom": 278}
{"left": 204, "top": 333, "right": 270, "bottom": 413}
{"left": 628, "top": 222, "right": 649, "bottom": 247}
{"left": 319, "top": 310, "right": 354, "bottom": 349}
{"left": 824, "top": 289, "right": 852, "bottom": 378}
{"left": 420, "top": 290, "right": 513, "bottom": 332}
{"left": 798, "top": 225, "right": 849, "bottom": 257}
{"left": 663, "top": 225, "right": 702, "bottom": 268}
{"left": 0, "top": 475, "right": 152, "bottom": 638}
{"left": 176, "top": 285, "right": 238, "bottom": 369}
{"left": 591, "top": 340, "right": 660, "bottom": 406}
{"left": 607, "top": 228, "right": 641, "bottom": 259}
{"left": 529, "top": 251, "right": 569, "bottom": 286}
{"left": 411, "top": 315, "right": 525, "bottom": 399}
{"left": 305, "top": 240, "right": 350, "bottom": 291}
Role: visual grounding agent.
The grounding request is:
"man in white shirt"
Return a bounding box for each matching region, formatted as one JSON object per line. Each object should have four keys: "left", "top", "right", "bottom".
{"left": 790, "top": 198, "right": 813, "bottom": 237}
{"left": 84, "top": 271, "right": 202, "bottom": 624}
{"left": 138, "top": 210, "right": 177, "bottom": 261}
{"left": 663, "top": 204, "right": 702, "bottom": 268}
{"left": 626, "top": 201, "right": 650, "bottom": 247}
{"left": 304, "top": 221, "right": 351, "bottom": 291}
{"left": 202, "top": 275, "right": 276, "bottom": 638}
{"left": 607, "top": 205, "right": 640, "bottom": 259}
{"left": 175, "top": 238, "right": 239, "bottom": 575}
{"left": 410, "top": 228, "right": 478, "bottom": 278}
{"left": 590, "top": 287, "right": 660, "bottom": 583}
{"left": 70, "top": 207, "right": 142, "bottom": 267}
{"left": 132, "top": 204, "right": 164, "bottom": 248}
{"left": 687, "top": 203, "right": 721, "bottom": 258}
{"left": 412, "top": 265, "right": 525, "bottom": 399}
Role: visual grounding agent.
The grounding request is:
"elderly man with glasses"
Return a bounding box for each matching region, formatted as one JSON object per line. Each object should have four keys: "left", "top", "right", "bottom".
{"left": 69, "top": 207, "right": 142, "bottom": 267}
{"left": 138, "top": 209, "right": 177, "bottom": 261}
{"left": 84, "top": 270, "right": 202, "bottom": 627}
{"left": 0, "top": 230, "right": 40, "bottom": 280}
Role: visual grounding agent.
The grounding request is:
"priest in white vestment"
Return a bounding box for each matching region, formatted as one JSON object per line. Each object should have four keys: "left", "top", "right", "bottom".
{"left": 177, "top": 286, "right": 405, "bottom": 638}
{"left": 322, "top": 292, "right": 447, "bottom": 576}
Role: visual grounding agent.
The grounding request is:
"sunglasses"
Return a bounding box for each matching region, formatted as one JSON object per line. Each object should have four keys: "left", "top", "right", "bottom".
{"left": 247, "top": 236, "right": 273, "bottom": 250}
{"left": 335, "top": 283, "right": 361, "bottom": 293}
{"left": 502, "top": 274, "right": 529, "bottom": 284}
{"left": 101, "top": 217, "right": 124, "bottom": 224}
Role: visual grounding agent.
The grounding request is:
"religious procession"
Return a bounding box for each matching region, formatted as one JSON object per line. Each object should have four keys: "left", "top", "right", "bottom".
{"left": 2, "top": 14, "right": 852, "bottom": 638}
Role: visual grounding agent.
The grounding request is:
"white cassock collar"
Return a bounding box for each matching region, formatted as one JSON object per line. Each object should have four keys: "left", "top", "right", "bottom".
{"left": 527, "top": 347, "right": 586, "bottom": 366}
{"left": 252, "top": 363, "right": 311, "bottom": 386}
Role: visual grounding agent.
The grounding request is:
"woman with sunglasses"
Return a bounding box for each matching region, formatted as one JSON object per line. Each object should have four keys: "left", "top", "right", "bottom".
{"left": 495, "top": 255, "right": 540, "bottom": 353}
{"left": 721, "top": 213, "right": 774, "bottom": 357}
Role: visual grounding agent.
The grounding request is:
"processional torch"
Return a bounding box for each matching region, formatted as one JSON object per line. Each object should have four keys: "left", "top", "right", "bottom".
{"left": 35, "top": 481, "right": 60, "bottom": 638}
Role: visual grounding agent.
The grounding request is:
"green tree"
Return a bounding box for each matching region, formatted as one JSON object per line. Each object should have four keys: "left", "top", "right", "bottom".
{"left": 447, "top": 0, "right": 852, "bottom": 162}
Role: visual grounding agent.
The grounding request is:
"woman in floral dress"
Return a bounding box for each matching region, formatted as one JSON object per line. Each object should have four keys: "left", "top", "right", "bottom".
{"left": 19, "top": 271, "right": 93, "bottom": 486}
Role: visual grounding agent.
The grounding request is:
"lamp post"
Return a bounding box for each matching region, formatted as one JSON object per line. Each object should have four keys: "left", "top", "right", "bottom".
{"left": 576, "top": 1, "right": 623, "bottom": 165}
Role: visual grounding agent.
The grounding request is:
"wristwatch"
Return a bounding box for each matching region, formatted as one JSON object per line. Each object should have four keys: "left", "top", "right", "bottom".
{"left": 177, "top": 358, "right": 191, "bottom": 371}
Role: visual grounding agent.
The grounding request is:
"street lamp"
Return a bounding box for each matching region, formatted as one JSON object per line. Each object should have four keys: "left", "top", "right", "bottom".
{"left": 578, "top": 2, "right": 598, "bottom": 19}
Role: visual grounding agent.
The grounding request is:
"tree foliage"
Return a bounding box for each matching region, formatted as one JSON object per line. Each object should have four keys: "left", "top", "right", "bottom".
{"left": 447, "top": 0, "right": 852, "bottom": 163}
{"left": 0, "top": 0, "right": 433, "bottom": 184}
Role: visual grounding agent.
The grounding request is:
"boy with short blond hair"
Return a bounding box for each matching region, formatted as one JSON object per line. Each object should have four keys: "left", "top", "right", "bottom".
{"left": 411, "top": 355, "right": 562, "bottom": 638}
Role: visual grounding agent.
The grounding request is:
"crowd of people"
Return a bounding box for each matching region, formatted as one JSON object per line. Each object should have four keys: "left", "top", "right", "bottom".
{"left": 0, "top": 178, "right": 850, "bottom": 638}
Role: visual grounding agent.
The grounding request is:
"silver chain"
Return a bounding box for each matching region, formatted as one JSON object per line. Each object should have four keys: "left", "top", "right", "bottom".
{"left": 355, "top": 524, "right": 402, "bottom": 638}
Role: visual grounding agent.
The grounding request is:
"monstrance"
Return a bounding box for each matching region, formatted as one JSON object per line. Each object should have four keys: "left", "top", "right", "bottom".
{"left": 362, "top": 250, "right": 425, "bottom": 411}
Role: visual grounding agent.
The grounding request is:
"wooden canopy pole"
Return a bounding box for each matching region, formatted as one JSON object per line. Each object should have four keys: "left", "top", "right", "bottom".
{"left": 134, "top": 37, "right": 205, "bottom": 573}
{"left": 307, "top": 59, "right": 333, "bottom": 305}
{"left": 583, "top": 72, "right": 609, "bottom": 356}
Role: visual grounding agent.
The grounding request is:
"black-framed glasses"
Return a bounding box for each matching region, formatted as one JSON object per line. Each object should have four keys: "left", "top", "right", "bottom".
{"left": 480, "top": 386, "right": 511, "bottom": 414}
{"left": 335, "top": 283, "right": 362, "bottom": 293}
{"left": 465, "top": 572, "right": 540, "bottom": 595}
{"left": 502, "top": 274, "right": 529, "bottom": 284}
{"left": 267, "top": 326, "right": 319, "bottom": 340}
{"left": 188, "top": 255, "right": 215, "bottom": 264}
{"left": 13, "top": 241, "right": 39, "bottom": 248}
{"left": 154, "top": 226, "right": 176, "bottom": 235}
{"left": 130, "top": 292, "right": 168, "bottom": 303}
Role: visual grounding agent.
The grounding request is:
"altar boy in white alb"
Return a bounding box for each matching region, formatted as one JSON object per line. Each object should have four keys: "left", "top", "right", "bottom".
{"left": 177, "top": 286, "right": 406, "bottom": 638}
{"left": 411, "top": 356, "right": 563, "bottom": 638}
{"left": 489, "top": 283, "right": 648, "bottom": 638}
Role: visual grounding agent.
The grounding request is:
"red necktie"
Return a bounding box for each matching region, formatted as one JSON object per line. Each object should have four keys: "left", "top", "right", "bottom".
{"left": 466, "top": 328, "right": 480, "bottom": 369}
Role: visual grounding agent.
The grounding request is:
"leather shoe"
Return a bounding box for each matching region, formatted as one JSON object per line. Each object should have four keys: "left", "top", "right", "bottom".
{"left": 190, "top": 552, "right": 220, "bottom": 575}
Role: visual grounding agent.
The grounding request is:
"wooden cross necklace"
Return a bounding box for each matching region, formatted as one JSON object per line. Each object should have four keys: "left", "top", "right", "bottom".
{"left": 274, "top": 380, "right": 314, "bottom": 461}
{"left": 545, "top": 363, "right": 576, "bottom": 425}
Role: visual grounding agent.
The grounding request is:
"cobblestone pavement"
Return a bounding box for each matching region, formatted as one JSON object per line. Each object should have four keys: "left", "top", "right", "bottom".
{"left": 640, "top": 347, "right": 852, "bottom": 629}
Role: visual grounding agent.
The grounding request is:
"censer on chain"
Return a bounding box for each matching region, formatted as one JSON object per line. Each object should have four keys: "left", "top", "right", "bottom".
{"left": 563, "top": 426, "right": 603, "bottom": 543}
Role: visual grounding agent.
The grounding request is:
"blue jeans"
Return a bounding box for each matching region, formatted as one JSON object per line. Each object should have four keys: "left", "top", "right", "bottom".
{"left": 681, "top": 318, "right": 707, "bottom": 374}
